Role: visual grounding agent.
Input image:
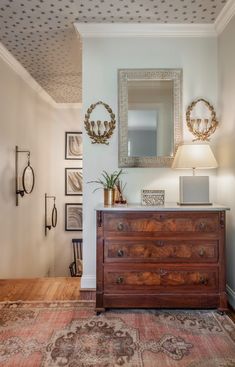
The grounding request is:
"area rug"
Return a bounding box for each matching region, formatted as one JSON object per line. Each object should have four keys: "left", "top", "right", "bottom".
{"left": 0, "top": 301, "right": 235, "bottom": 367}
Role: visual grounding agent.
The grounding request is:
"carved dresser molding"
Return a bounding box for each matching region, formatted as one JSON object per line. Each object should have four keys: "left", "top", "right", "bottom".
{"left": 95, "top": 204, "right": 229, "bottom": 312}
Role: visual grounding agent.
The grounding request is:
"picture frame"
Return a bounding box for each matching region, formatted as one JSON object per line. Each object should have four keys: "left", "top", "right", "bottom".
{"left": 65, "top": 203, "right": 82, "bottom": 231}
{"left": 65, "top": 132, "right": 82, "bottom": 160}
{"left": 141, "top": 189, "right": 165, "bottom": 206}
{"left": 65, "top": 168, "right": 82, "bottom": 196}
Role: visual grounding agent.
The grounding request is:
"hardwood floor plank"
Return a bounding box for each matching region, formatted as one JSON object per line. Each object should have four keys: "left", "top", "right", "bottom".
{"left": 0, "top": 277, "right": 81, "bottom": 301}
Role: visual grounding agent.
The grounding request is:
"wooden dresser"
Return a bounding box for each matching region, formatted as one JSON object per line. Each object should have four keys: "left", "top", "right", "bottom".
{"left": 95, "top": 204, "right": 228, "bottom": 312}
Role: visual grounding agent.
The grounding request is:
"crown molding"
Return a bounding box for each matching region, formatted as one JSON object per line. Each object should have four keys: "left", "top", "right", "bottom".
{"left": 0, "top": 41, "right": 57, "bottom": 107}
{"left": 215, "top": 0, "right": 235, "bottom": 35}
{"left": 75, "top": 23, "right": 217, "bottom": 38}
{"left": 0, "top": 42, "right": 82, "bottom": 109}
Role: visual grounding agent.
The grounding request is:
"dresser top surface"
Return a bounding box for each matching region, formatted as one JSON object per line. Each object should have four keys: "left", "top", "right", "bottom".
{"left": 95, "top": 203, "right": 230, "bottom": 212}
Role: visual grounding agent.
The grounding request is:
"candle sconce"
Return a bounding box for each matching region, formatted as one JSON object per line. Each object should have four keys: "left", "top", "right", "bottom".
{"left": 45, "top": 194, "right": 57, "bottom": 236}
{"left": 186, "top": 98, "right": 218, "bottom": 141}
{"left": 84, "top": 101, "right": 116, "bottom": 145}
{"left": 15, "top": 145, "right": 35, "bottom": 206}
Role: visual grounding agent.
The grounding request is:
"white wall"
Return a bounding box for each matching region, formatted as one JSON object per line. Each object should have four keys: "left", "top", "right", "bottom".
{"left": 0, "top": 55, "right": 82, "bottom": 278}
{"left": 217, "top": 16, "right": 235, "bottom": 308}
{"left": 53, "top": 108, "right": 82, "bottom": 276}
{"left": 82, "top": 36, "right": 218, "bottom": 288}
{"left": 0, "top": 56, "right": 55, "bottom": 278}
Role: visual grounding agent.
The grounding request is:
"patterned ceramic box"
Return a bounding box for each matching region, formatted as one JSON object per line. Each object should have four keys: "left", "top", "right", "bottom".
{"left": 141, "top": 189, "right": 165, "bottom": 206}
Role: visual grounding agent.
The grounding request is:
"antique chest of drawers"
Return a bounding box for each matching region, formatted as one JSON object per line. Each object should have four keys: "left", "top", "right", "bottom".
{"left": 95, "top": 204, "right": 228, "bottom": 312}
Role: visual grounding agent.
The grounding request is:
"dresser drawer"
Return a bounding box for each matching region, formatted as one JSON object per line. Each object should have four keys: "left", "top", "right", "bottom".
{"left": 97, "top": 208, "right": 227, "bottom": 311}
{"left": 104, "top": 239, "right": 218, "bottom": 263}
{"left": 103, "top": 212, "right": 220, "bottom": 235}
{"left": 103, "top": 266, "right": 218, "bottom": 292}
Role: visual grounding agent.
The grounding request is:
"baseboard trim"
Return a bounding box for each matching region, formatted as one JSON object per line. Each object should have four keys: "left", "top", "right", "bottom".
{"left": 80, "top": 275, "right": 96, "bottom": 289}
{"left": 227, "top": 284, "right": 235, "bottom": 310}
{"left": 80, "top": 288, "right": 96, "bottom": 292}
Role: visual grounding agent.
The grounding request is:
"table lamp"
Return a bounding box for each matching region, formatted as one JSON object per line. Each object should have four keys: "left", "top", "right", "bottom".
{"left": 172, "top": 143, "right": 218, "bottom": 205}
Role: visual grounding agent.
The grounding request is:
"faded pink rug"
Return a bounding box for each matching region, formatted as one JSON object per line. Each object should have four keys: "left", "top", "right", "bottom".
{"left": 0, "top": 301, "right": 235, "bottom": 367}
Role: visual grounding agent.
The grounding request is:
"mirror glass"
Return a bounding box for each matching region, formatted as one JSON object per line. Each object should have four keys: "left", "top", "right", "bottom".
{"left": 118, "top": 69, "right": 182, "bottom": 167}
{"left": 128, "top": 80, "right": 173, "bottom": 157}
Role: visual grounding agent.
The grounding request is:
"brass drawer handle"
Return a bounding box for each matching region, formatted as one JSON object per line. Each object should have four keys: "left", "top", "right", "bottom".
{"left": 199, "top": 222, "right": 206, "bottom": 230}
{"left": 117, "top": 249, "right": 124, "bottom": 257}
{"left": 199, "top": 248, "right": 205, "bottom": 257}
{"left": 117, "top": 222, "right": 124, "bottom": 231}
{"left": 159, "top": 269, "right": 168, "bottom": 276}
{"left": 199, "top": 276, "right": 208, "bottom": 285}
{"left": 116, "top": 276, "right": 124, "bottom": 284}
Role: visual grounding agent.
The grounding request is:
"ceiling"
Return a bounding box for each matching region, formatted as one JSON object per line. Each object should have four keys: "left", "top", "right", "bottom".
{"left": 0, "top": 0, "right": 228, "bottom": 104}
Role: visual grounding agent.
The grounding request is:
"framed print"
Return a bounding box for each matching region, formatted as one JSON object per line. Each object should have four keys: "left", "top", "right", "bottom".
{"left": 65, "top": 168, "right": 82, "bottom": 196}
{"left": 65, "top": 132, "right": 82, "bottom": 160}
{"left": 65, "top": 203, "right": 82, "bottom": 231}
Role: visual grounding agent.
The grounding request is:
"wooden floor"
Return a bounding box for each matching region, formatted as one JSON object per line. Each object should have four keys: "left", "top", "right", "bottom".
{"left": 0, "top": 278, "right": 233, "bottom": 321}
{"left": 0, "top": 277, "right": 86, "bottom": 301}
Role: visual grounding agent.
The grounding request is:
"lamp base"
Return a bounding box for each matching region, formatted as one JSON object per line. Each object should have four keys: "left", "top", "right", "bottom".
{"left": 177, "top": 202, "right": 212, "bottom": 206}
{"left": 178, "top": 176, "right": 210, "bottom": 205}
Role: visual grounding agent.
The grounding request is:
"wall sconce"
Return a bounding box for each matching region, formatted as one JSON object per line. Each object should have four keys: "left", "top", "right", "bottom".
{"left": 84, "top": 101, "right": 116, "bottom": 145}
{"left": 15, "top": 145, "right": 35, "bottom": 206}
{"left": 186, "top": 98, "right": 218, "bottom": 141}
{"left": 45, "top": 194, "right": 57, "bottom": 236}
{"left": 172, "top": 143, "right": 218, "bottom": 205}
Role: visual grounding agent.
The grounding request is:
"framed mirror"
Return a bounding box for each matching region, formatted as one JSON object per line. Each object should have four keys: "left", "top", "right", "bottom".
{"left": 118, "top": 69, "right": 182, "bottom": 167}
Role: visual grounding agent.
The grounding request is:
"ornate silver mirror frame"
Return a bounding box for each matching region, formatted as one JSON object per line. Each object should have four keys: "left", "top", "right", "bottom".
{"left": 118, "top": 69, "right": 183, "bottom": 168}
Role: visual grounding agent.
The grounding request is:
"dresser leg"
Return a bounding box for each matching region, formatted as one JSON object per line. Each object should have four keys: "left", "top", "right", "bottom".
{"left": 95, "top": 307, "right": 105, "bottom": 315}
{"left": 218, "top": 292, "right": 228, "bottom": 312}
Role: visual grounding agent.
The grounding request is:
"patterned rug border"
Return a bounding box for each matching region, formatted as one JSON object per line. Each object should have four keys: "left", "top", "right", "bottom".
{"left": 0, "top": 302, "right": 234, "bottom": 328}
{"left": 0, "top": 300, "right": 95, "bottom": 309}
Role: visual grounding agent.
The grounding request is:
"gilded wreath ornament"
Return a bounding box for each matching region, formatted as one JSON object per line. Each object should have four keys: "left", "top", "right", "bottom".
{"left": 186, "top": 98, "right": 218, "bottom": 141}
{"left": 84, "top": 101, "right": 116, "bottom": 145}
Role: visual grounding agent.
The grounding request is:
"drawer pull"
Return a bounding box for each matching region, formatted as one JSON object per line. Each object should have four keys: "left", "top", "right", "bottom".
{"left": 157, "top": 241, "right": 164, "bottom": 247}
{"left": 199, "top": 276, "right": 208, "bottom": 285}
{"left": 117, "top": 249, "right": 124, "bottom": 257}
{"left": 199, "top": 248, "right": 205, "bottom": 257}
{"left": 116, "top": 276, "right": 124, "bottom": 284}
{"left": 159, "top": 269, "right": 168, "bottom": 276}
{"left": 117, "top": 223, "right": 124, "bottom": 231}
{"left": 199, "top": 222, "right": 206, "bottom": 231}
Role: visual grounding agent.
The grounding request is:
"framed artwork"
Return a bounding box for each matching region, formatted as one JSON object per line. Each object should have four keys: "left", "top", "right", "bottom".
{"left": 65, "top": 132, "right": 82, "bottom": 160}
{"left": 65, "top": 203, "right": 82, "bottom": 231}
{"left": 141, "top": 189, "right": 165, "bottom": 206}
{"left": 65, "top": 168, "right": 82, "bottom": 196}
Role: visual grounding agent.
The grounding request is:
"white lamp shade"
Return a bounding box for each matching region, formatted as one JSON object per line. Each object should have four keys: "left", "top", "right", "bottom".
{"left": 172, "top": 144, "right": 218, "bottom": 169}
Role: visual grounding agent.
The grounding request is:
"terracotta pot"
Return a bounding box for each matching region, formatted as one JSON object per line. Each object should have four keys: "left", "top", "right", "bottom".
{"left": 104, "top": 188, "right": 115, "bottom": 206}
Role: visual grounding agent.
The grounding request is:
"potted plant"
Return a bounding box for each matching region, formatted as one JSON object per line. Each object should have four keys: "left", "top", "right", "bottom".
{"left": 89, "top": 169, "right": 123, "bottom": 205}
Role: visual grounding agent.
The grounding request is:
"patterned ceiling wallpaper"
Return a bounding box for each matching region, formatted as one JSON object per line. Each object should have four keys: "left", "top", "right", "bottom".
{"left": 0, "top": 0, "right": 228, "bottom": 103}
